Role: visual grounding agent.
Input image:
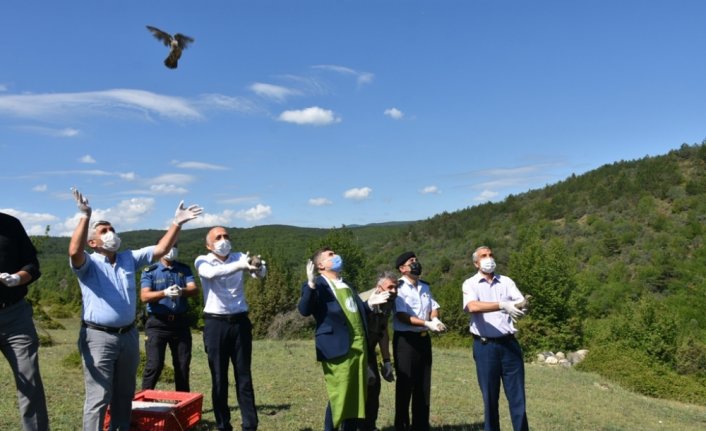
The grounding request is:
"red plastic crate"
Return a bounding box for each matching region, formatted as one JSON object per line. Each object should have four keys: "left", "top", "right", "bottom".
{"left": 104, "top": 389, "right": 203, "bottom": 431}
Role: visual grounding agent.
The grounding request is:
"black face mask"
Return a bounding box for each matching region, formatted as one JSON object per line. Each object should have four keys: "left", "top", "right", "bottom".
{"left": 409, "top": 261, "right": 423, "bottom": 276}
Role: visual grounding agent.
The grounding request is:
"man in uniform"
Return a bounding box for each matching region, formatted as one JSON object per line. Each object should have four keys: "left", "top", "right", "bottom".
{"left": 140, "top": 242, "right": 198, "bottom": 392}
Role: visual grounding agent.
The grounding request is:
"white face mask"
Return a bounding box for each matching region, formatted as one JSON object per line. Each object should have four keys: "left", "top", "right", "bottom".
{"left": 479, "top": 257, "right": 496, "bottom": 274}
{"left": 212, "top": 239, "right": 232, "bottom": 257}
{"left": 100, "top": 231, "right": 121, "bottom": 252}
{"left": 164, "top": 247, "right": 178, "bottom": 262}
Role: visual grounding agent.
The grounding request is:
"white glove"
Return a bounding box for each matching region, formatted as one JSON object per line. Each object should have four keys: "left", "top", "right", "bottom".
{"left": 233, "top": 252, "right": 258, "bottom": 272}
{"left": 499, "top": 300, "right": 525, "bottom": 320}
{"left": 71, "top": 187, "right": 92, "bottom": 218}
{"left": 367, "top": 290, "right": 390, "bottom": 307}
{"left": 0, "top": 273, "right": 20, "bottom": 287}
{"left": 431, "top": 317, "right": 447, "bottom": 332}
{"left": 164, "top": 285, "right": 182, "bottom": 299}
{"left": 381, "top": 360, "right": 395, "bottom": 382}
{"left": 173, "top": 200, "right": 203, "bottom": 226}
{"left": 424, "top": 317, "right": 446, "bottom": 332}
{"left": 306, "top": 259, "right": 316, "bottom": 288}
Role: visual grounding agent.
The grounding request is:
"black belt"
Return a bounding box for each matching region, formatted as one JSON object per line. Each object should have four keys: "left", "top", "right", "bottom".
{"left": 397, "top": 330, "right": 429, "bottom": 337}
{"left": 82, "top": 321, "right": 135, "bottom": 334}
{"left": 204, "top": 312, "right": 248, "bottom": 323}
{"left": 149, "top": 313, "right": 185, "bottom": 322}
{"left": 473, "top": 333, "right": 515, "bottom": 344}
{"left": 0, "top": 298, "right": 22, "bottom": 310}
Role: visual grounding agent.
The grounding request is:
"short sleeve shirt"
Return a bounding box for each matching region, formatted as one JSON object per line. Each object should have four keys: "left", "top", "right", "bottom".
{"left": 71, "top": 246, "right": 154, "bottom": 327}
{"left": 393, "top": 277, "right": 440, "bottom": 332}
{"left": 141, "top": 261, "right": 195, "bottom": 315}
{"left": 462, "top": 272, "right": 524, "bottom": 337}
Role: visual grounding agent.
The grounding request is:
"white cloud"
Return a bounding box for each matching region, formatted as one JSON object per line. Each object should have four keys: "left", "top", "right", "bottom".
{"left": 119, "top": 172, "right": 136, "bottom": 181}
{"left": 235, "top": 204, "right": 272, "bottom": 222}
{"left": 312, "top": 65, "right": 375, "bottom": 86}
{"left": 0, "top": 89, "right": 202, "bottom": 120}
{"left": 149, "top": 184, "right": 188, "bottom": 194}
{"left": 58, "top": 128, "right": 80, "bottom": 137}
{"left": 420, "top": 185, "right": 440, "bottom": 194}
{"left": 474, "top": 190, "right": 499, "bottom": 202}
{"left": 278, "top": 106, "right": 341, "bottom": 126}
{"left": 196, "top": 93, "right": 258, "bottom": 113}
{"left": 184, "top": 210, "right": 236, "bottom": 229}
{"left": 309, "top": 197, "right": 333, "bottom": 206}
{"left": 384, "top": 107, "right": 404, "bottom": 120}
{"left": 171, "top": 161, "right": 228, "bottom": 170}
{"left": 1, "top": 209, "right": 58, "bottom": 235}
{"left": 17, "top": 126, "right": 81, "bottom": 137}
{"left": 148, "top": 174, "right": 195, "bottom": 186}
{"left": 32, "top": 184, "right": 47, "bottom": 192}
{"left": 79, "top": 154, "right": 96, "bottom": 164}
{"left": 344, "top": 187, "right": 372, "bottom": 200}
{"left": 217, "top": 196, "right": 259, "bottom": 205}
{"left": 250, "top": 83, "right": 300, "bottom": 101}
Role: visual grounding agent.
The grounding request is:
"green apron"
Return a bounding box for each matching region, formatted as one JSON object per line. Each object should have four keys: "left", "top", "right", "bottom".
{"left": 321, "top": 277, "right": 368, "bottom": 428}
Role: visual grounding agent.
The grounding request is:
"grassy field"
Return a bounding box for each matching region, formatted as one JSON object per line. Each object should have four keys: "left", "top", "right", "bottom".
{"left": 1, "top": 318, "right": 705, "bottom": 430}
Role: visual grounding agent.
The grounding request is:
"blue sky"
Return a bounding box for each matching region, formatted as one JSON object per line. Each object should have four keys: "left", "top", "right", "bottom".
{"left": 2, "top": 1, "right": 705, "bottom": 236}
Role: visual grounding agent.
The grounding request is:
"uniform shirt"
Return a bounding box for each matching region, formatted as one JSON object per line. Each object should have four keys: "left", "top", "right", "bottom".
{"left": 393, "top": 277, "right": 440, "bottom": 332}
{"left": 71, "top": 246, "right": 154, "bottom": 327}
{"left": 462, "top": 271, "right": 525, "bottom": 338}
{"left": 0, "top": 212, "right": 41, "bottom": 304}
{"left": 195, "top": 251, "right": 265, "bottom": 315}
{"left": 141, "top": 260, "right": 195, "bottom": 315}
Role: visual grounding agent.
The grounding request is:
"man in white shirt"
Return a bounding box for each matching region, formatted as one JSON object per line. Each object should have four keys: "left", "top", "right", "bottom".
{"left": 393, "top": 251, "right": 446, "bottom": 431}
{"left": 462, "top": 246, "right": 529, "bottom": 431}
{"left": 195, "top": 226, "right": 266, "bottom": 431}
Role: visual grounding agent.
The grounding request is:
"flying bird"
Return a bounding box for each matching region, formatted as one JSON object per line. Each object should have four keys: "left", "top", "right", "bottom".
{"left": 146, "top": 25, "right": 194, "bottom": 69}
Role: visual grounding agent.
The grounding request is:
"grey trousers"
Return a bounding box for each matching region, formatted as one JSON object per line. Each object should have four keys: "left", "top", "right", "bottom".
{"left": 0, "top": 299, "right": 49, "bottom": 431}
{"left": 78, "top": 325, "right": 139, "bottom": 431}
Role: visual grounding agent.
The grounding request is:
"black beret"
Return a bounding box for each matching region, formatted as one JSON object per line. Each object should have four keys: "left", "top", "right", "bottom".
{"left": 395, "top": 251, "right": 416, "bottom": 269}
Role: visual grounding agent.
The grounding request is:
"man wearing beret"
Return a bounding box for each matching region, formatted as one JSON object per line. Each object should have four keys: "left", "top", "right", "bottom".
{"left": 392, "top": 251, "right": 446, "bottom": 431}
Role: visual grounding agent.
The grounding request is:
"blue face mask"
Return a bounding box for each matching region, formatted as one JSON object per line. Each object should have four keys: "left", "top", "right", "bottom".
{"left": 329, "top": 255, "right": 344, "bottom": 272}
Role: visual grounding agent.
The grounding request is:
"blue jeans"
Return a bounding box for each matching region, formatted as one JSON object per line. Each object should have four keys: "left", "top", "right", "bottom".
{"left": 0, "top": 300, "right": 49, "bottom": 431}
{"left": 472, "top": 337, "right": 528, "bottom": 431}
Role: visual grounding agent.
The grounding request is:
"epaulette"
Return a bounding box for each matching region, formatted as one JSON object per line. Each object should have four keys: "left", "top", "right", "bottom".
{"left": 419, "top": 279, "right": 430, "bottom": 285}
{"left": 143, "top": 263, "right": 159, "bottom": 273}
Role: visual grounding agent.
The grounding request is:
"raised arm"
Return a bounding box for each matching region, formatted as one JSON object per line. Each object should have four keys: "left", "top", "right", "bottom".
{"left": 68, "top": 188, "right": 91, "bottom": 269}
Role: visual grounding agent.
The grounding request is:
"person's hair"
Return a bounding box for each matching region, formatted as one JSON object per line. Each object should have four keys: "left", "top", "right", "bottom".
{"left": 88, "top": 220, "right": 111, "bottom": 241}
{"left": 206, "top": 226, "right": 226, "bottom": 245}
{"left": 472, "top": 246, "right": 491, "bottom": 263}
{"left": 311, "top": 247, "right": 333, "bottom": 266}
{"left": 376, "top": 271, "right": 398, "bottom": 287}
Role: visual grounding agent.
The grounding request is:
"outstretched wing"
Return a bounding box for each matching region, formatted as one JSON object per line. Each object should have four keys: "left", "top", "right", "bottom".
{"left": 173, "top": 34, "right": 195, "bottom": 50}
{"left": 146, "top": 25, "right": 172, "bottom": 47}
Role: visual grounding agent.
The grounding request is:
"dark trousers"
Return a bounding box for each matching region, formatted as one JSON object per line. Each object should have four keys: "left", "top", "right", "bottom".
{"left": 325, "top": 402, "right": 359, "bottom": 431}
{"left": 141, "top": 315, "right": 192, "bottom": 392}
{"left": 472, "top": 337, "right": 528, "bottom": 431}
{"left": 359, "top": 348, "right": 381, "bottom": 431}
{"left": 393, "top": 331, "right": 431, "bottom": 431}
{"left": 203, "top": 314, "right": 258, "bottom": 431}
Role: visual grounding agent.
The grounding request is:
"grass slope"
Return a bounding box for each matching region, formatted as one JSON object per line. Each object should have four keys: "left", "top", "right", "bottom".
{"left": 0, "top": 319, "right": 704, "bottom": 430}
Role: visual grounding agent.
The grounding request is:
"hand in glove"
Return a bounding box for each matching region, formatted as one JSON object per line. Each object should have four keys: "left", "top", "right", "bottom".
{"left": 424, "top": 317, "right": 446, "bottom": 332}
{"left": 233, "top": 252, "right": 259, "bottom": 272}
{"left": 164, "top": 285, "right": 182, "bottom": 299}
{"left": 306, "top": 259, "right": 316, "bottom": 288}
{"left": 71, "top": 187, "right": 92, "bottom": 218}
{"left": 381, "top": 360, "right": 395, "bottom": 382}
{"left": 0, "top": 273, "right": 20, "bottom": 287}
{"left": 499, "top": 300, "right": 525, "bottom": 321}
{"left": 173, "top": 200, "right": 203, "bottom": 226}
{"left": 367, "top": 290, "right": 391, "bottom": 307}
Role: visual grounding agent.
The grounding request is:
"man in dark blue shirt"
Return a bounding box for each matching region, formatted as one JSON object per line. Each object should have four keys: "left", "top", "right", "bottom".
{"left": 140, "top": 243, "right": 198, "bottom": 392}
{"left": 0, "top": 212, "right": 49, "bottom": 431}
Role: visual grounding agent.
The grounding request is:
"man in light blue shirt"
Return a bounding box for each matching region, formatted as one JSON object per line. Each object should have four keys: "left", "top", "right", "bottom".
{"left": 68, "top": 188, "right": 202, "bottom": 431}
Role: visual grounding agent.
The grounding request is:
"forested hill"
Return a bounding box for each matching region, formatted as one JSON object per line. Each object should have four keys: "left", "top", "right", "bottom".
{"left": 28, "top": 142, "right": 706, "bottom": 405}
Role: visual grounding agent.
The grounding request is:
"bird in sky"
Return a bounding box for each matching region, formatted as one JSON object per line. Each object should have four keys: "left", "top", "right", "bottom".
{"left": 146, "top": 25, "right": 194, "bottom": 69}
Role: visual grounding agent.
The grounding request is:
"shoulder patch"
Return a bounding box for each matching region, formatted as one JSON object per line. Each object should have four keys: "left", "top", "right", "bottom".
{"left": 143, "top": 263, "right": 158, "bottom": 273}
